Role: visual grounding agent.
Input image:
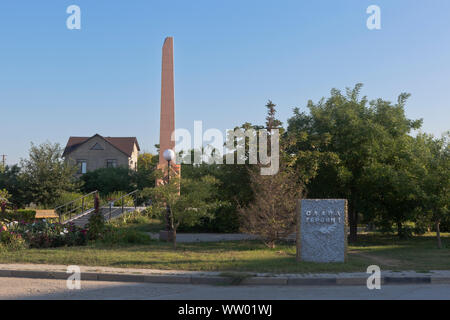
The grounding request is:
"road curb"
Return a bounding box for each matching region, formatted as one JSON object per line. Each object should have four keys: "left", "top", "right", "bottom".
{"left": 1, "top": 269, "right": 450, "bottom": 286}
{"left": 384, "top": 276, "right": 431, "bottom": 284}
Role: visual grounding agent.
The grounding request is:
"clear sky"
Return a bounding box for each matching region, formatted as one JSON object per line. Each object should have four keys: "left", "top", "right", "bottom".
{"left": 1, "top": 0, "right": 449, "bottom": 164}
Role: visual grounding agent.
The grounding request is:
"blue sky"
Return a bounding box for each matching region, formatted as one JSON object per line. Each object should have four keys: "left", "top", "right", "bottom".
{"left": 0, "top": 0, "right": 449, "bottom": 164}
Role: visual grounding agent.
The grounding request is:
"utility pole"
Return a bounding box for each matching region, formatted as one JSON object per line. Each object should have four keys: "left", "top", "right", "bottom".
{"left": 0, "top": 155, "right": 6, "bottom": 168}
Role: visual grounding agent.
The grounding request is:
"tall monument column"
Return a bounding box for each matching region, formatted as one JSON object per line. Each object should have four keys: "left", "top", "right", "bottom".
{"left": 157, "top": 37, "right": 180, "bottom": 186}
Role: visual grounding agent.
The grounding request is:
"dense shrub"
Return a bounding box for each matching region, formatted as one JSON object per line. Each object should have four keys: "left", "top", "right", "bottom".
{"left": 0, "top": 166, "right": 29, "bottom": 208}
{"left": 177, "top": 204, "right": 240, "bottom": 233}
{"left": 86, "top": 213, "right": 105, "bottom": 240}
{"left": 0, "top": 225, "right": 27, "bottom": 251}
{"left": 437, "top": 217, "right": 450, "bottom": 233}
{"left": 0, "top": 210, "right": 36, "bottom": 223}
{"left": 4, "top": 220, "right": 87, "bottom": 248}
{"left": 180, "top": 163, "right": 252, "bottom": 233}
{"left": 86, "top": 194, "right": 105, "bottom": 240}
{"left": 55, "top": 192, "right": 93, "bottom": 209}
{"left": 105, "top": 192, "right": 135, "bottom": 207}
{"left": 99, "top": 226, "right": 150, "bottom": 245}
{"left": 81, "top": 167, "right": 135, "bottom": 196}
{"left": 111, "top": 209, "right": 148, "bottom": 226}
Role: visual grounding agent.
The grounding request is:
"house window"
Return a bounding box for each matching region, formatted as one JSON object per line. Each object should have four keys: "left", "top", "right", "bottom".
{"left": 106, "top": 159, "right": 117, "bottom": 168}
{"left": 90, "top": 143, "right": 104, "bottom": 150}
{"left": 76, "top": 160, "right": 87, "bottom": 174}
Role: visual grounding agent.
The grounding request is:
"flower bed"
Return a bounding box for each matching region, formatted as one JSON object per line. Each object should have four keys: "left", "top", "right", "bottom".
{"left": 0, "top": 220, "right": 88, "bottom": 250}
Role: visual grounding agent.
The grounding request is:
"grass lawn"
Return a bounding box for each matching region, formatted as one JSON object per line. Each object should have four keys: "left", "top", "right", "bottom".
{"left": 0, "top": 232, "right": 449, "bottom": 274}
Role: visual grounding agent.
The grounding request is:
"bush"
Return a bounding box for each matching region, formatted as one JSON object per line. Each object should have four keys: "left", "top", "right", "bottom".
{"left": 105, "top": 192, "right": 135, "bottom": 207}
{"left": 5, "top": 220, "right": 88, "bottom": 248}
{"left": 413, "top": 220, "right": 430, "bottom": 235}
{"left": 81, "top": 167, "right": 135, "bottom": 196}
{"left": 55, "top": 192, "right": 93, "bottom": 209}
{"left": 438, "top": 216, "right": 450, "bottom": 233}
{"left": 98, "top": 225, "right": 150, "bottom": 245}
{"left": 0, "top": 209, "right": 36, "bottom": 223}
{"left": 111, "top": 209, "right": 148, "bottom": 226}
{"left": 0, "top": 229, "right": 27, "bottom": 251}
{"left": 86, "top": 211, "right": 105, "bottom": 241}
{"left": 177, "top": 204, "right": 240, "bottom": 233}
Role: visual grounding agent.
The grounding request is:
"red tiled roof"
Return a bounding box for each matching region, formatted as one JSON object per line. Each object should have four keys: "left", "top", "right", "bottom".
{"left": 63, "top": 134, "right": 140, "bottom": 157}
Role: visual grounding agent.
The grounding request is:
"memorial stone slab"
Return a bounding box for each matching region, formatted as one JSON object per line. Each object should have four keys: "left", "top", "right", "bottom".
{"left": 298, "top": 199, "right": 348, "bottom": 263}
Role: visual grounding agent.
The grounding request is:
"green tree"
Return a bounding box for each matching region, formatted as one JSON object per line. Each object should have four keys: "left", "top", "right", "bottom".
{"left": 239, "top": 165, "right": 301, "bottom": 248}
{"left": 181, "top": 160, "right": 252, "bottom": 233}
{"left": 0, "top": 189, "right": 11, "bottom": 213}
{"left": 81, "top": 167, "right": 135, "bottom": 196}
{"left": 0, "top": 165, "right": 29, "bottom": 208}
{"left": 86, "top": 192, "right": 105, "bottom": 240}
{"left": 239, "top": 100, "right": 303, "bottom": 248}
{"left": 145, "top": 175, "right": 222, "bottom": 249}
{"left": 417, "top": 133, "right": 450, "bottom": 248}
{"left": 134, "top": 153, "right": 158, "bottom": 190}
{"left": 21, "top": 142, "right": 77, "bottom": 208}
{"left": 286, "top": 84, "right": 422, "bottom": 241}
{"left": 360, "top": 137, "right": 423, "bottom": 238}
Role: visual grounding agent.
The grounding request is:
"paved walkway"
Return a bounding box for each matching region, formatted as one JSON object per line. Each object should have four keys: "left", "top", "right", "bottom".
{"left": 147, "top": 232, "right": 261, "bottom": 242}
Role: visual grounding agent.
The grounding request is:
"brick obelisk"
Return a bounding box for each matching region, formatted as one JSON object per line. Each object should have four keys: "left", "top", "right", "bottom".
{"left": 157, "top": 37, "right": 180, "bottom": 186}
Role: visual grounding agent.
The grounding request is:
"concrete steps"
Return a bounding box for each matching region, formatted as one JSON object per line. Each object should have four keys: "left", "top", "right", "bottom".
{"left": 64, "top": 207, "right": 141, "bottom": 228}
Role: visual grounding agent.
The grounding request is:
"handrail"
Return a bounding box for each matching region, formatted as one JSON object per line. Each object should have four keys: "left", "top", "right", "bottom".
{"left": 102, "top": 190, "right": 139, "bottom": 207}
{"left": 59, "top": 190, "right": 145, "bottom": 224}
{"left": 54, "top": 190, "right": 98, "bottom": 211}
{"left": 55, "top": 190, "right": 99, "bottom": 223}
{"left": 102, "top": 190, "right": 139, "bottom": 220}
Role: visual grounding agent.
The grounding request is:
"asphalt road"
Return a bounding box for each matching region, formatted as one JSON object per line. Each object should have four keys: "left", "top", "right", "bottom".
{"left": 1, "top": 277, "right": 450, "bottom": 300}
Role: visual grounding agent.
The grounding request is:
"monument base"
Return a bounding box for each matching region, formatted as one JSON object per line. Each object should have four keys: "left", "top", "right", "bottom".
{"left": 159, "top": 230, "right": 174, "bottom": 242}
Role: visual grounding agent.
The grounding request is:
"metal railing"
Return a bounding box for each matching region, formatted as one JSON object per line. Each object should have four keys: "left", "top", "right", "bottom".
{"left": 103, "top": 190, "right": 139, "bottom": 221}
{"left": 54, "top": 190, "right": 98, "bottom": 223}
{"left": 56, "top": 189, "right": 146, "bottom": 224}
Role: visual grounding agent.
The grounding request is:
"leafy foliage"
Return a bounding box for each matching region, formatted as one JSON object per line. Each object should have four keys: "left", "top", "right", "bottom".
{"left": 0, "top": 165, "right": 29, "bottom": 208}
{"left": 286, "top": 84, "right": 423, "bottom": 241}
{"left": 135, "top": 153, "right": 158, "bottom": 189}
{"left": 146, "top": 174, "right": 224, "bottom": 248}
{"left": 86, "top": 193, "right": 105, "bottom": 240}
{"left": 2, "top": 220, "right": 87, "bottom": 249}
{"left": 1, "top": 209, "right": 36, "bottom": 223}
{"left": 81, "top": 167, "right": 135, "bottom": 196}
{"left": 239, "top": 166, "right": 301, "bottom": 248}
{"left": 20, "top": 142, "right": 77, "bottom": 208}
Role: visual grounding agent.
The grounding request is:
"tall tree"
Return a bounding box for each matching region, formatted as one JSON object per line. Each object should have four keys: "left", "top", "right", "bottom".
{"left": 360, "top": 135, "right": 423, "bottom": 238}
{"left": 239, "top": 165, "right": 301, "bottom": 248}
{"left": 146, "top": 174, "right": 222, "bottom": 249}
{"left": 21, "top": 142, "right": 77, "bottom": 208}
{"left": 286, "top": 84, "right": 422, "bottom": 241}
{"left": 0, "top": 165, "right": 29, "bottom": 208}
{"left": 417, "top": 133, "right": 450, "bottom": 248}
{"left": 81, "top": 167, "right": 135, "bottom": 196}
{"left": 239, "top": 100, "right": 302, "bottom": 247}
{"left": 134, "top": 153, "right": 158, "bottom": 189}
